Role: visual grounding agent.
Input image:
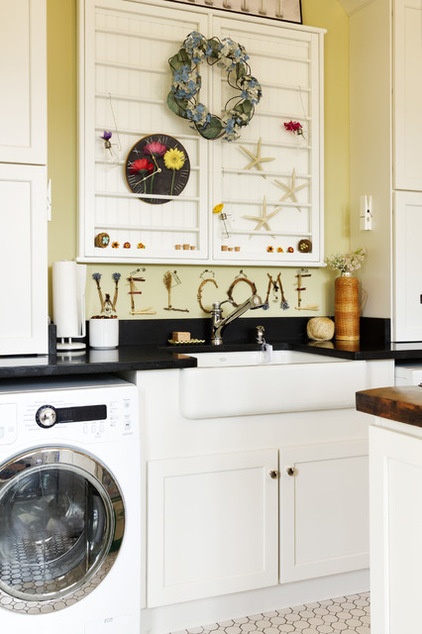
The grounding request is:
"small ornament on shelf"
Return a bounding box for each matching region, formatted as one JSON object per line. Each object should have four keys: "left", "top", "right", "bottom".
{"left": 90, "top": 272, "right": 121, "bottom": 349}
{"left": 283, "top": 120, "right": 304, "bottom": 136}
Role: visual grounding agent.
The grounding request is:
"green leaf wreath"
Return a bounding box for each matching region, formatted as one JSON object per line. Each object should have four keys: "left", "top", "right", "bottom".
{"left": 167, "top": 31, "right": 262, "bottom": 142}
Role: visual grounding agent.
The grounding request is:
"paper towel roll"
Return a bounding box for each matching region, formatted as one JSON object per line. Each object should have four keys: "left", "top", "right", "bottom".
{"left": 52, "top": 261, "right": 86, "bottom": 339}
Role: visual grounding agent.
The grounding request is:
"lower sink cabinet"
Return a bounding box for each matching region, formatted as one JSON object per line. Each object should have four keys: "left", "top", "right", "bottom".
{"left": 146, "top": 440, "right": 369, "bottom": 607}
{"left": 146, "top": 448, "right": 279, "bottom": 607}
{"left": 279, "top": 439, "right": 369, "bottom": 583}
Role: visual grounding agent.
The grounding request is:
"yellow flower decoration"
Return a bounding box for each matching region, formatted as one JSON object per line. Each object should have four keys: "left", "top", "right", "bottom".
{"left": 164, "top": 147, "right": 185, "bottom": 171}
{"left": 213, "top": 203, "right": 224, "bottom": 214}
{"left": 164, "top": 147, "right": 186, "bottom": 195}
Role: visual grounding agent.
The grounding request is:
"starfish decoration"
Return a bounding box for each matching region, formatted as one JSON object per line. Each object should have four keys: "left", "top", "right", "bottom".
{"left": 239, "top": 138, "right": 275, "bottom": 174}
{"left": 273, "top": 168, "right": 308, "bottom": 212}
{"left": 242, "top": 196, "right": 282, "bottom": 237}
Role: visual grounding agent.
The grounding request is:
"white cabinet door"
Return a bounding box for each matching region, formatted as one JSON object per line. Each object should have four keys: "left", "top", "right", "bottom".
{"left": 279, "top": 439, "right": 369, "bottom": 582}
{"left": 0, "top": 0, "right": 46, "bottom": 165}
{"left": 0, "top": 164, "right": 48, "bottom": 355}
{"left": 393, "top": 190, "right": 422, "bottom": 341}
{"left": 147, "top": 449, "right": 278, "bottom": 607}
{"left": 393, "top": 0, "right": 422, "bottom": 191}
{"left": 78, "top": 0, "right": 324, "bottom": 265}
{"left": 369, "top": 424, "right": 422, "bottom": 634}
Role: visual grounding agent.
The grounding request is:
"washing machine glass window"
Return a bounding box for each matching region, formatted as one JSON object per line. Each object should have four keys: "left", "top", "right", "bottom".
{"left": 0, "top": 446, "right": 124, "bottom": 610}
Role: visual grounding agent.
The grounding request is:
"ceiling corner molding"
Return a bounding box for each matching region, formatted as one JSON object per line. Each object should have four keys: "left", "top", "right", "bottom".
{"left": 337, "top": 0, "right": 375, "bottom": 15}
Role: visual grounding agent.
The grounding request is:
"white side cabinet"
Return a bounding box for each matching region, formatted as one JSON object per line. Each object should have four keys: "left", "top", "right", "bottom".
{"left": 393, "top": 191, "right": 422, "bottom": 341}
{"left": 350, "top": 0, "right": 422, "bottom": 340}
{"left": 369, "top": 423, "right": 422, "bottom": 634}
{"left": 147, "top": 449, "right": 278, "bottom": 607}
{"left": 0, "top": 0, "right": 48, "bottom": 355}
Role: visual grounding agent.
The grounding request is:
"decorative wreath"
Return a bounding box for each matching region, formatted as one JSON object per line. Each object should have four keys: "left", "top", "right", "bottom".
{"left": 167, "top": 31, "right": 262, "bottom": 142}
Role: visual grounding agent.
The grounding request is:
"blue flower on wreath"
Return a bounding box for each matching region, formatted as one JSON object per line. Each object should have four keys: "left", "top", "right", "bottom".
{"left": 184, "top": 31, "right": 206, "bottom": 50}
{"left": 172, "top": 76, "right": 200, "bottom": 100}
{"left": 173, "top": 65, "right": 191, "bottom": 83}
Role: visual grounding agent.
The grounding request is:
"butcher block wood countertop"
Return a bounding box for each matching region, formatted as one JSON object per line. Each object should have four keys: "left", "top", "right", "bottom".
{"left": 356, "top": 386, "right": 422, "bottom": 428}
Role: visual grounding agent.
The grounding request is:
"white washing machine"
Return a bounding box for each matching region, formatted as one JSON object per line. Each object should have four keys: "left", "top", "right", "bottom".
{"left": 0, "top": 374, "right": 141, "bottom": 634}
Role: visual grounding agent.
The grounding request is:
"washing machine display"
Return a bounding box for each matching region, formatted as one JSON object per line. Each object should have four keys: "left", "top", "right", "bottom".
{"left": 0, "top": 376, "right": 141, "bottom": 634}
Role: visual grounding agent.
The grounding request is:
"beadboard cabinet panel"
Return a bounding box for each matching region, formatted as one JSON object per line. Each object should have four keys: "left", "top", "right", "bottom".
{"left": 78, "top": 0, "right": 324, "bottom": 264}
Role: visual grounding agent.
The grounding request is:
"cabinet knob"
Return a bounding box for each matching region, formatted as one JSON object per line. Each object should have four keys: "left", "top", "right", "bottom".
{"left": 269, "top": 469, "right": 279, "bottom": 479}
{"left": 286, "top": 467, "right": 296, "bottom": 476}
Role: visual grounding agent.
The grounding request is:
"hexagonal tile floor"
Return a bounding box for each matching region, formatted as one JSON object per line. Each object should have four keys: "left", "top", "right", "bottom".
{"left": 172, "top": 592, "right": 370, "bottom": 634}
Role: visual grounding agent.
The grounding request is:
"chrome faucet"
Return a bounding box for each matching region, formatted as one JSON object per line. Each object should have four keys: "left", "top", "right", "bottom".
{"left": 210, "top": 293, "right": 264, "bottom": 346}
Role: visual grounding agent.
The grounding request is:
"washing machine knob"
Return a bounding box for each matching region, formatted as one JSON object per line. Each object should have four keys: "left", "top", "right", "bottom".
{"left": 36, "top": 405, "right": 57, "bottom": 428}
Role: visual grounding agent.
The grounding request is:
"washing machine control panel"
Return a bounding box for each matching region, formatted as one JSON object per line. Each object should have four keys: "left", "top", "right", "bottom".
{"left": 35, "top": 404, "right": 107, "bottom": 428}
{"left": 13, "top": 382, "right": 139, "bottom": 442}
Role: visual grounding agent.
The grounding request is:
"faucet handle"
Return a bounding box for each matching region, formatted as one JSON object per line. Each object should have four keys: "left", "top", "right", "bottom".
{"left": 256, "top": 325, "right": 265, "bottom": 344}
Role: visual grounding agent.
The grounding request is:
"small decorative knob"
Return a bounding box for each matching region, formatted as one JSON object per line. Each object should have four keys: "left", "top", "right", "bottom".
{"left": 286, "top": 467, "right": 296, "bottom": 477}
{"left": 269, "top": 469, "right": 279, "bottom": 479}
{"left": 35, "top": 405, "right": 57, "bottom": 428}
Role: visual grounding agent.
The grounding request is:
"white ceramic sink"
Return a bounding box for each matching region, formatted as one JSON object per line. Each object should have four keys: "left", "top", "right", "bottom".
{"left": 180, "top": 350, "right": 368, "bottom": 419}
{"left": 188, "top": 349, "right": 339, "bottom": 367}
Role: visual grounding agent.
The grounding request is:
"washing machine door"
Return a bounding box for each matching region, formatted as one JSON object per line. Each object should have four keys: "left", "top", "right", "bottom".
{"left": 0, "top": 446, "right": 125, "bottom": 614}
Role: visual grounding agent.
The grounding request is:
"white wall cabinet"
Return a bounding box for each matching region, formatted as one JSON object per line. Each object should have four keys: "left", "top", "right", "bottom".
{"left": 350, "top": 0, "right": 422, "bottom": 341}
{"left": 0, "top": 0, "right": 48, "bottom": 355}
{"left": 0, "top": 165, "right": 48, "bottom": 355}
{"left": 369, "top": 422, "right": 422, "bottom": 634}
{"left": 147, "top": 449, "right": 279, "bottom": 607}
{"left": 280, "top": 439, "right": 369, "bottom": 583}
{"left": 0, "top": 0, "right": 47, "bottom": 165}
{"left": 78, "top": 0, "right": 324, "bottom": 265}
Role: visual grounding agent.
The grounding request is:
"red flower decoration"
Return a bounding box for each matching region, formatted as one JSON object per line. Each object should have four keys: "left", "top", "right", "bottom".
{"left": 283, "top": 120, "right": 303, "bottom": 135}
{"left": 129, "top": 158, "right": 154, "bottom": 175}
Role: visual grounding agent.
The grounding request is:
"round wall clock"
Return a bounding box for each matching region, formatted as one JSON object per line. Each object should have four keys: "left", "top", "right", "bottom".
{"left": 125, "top": 134, "right": 190, "bottom": 205}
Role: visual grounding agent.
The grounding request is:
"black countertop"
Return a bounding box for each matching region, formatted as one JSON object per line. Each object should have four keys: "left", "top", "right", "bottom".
{"left": 2, "top": 317, "right": 422, "bottom": 379}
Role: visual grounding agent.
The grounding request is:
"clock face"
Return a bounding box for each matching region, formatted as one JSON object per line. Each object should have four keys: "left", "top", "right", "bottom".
{"left": 125, "top": 134, "right": 190, "bottom": 205}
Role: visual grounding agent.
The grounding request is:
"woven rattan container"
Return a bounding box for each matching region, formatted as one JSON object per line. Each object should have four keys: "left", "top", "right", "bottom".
{"left": 334, "top": 274, "right": 360, "bottom": 341}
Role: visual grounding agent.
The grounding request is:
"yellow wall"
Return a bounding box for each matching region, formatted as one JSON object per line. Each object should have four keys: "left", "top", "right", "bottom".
{"left": 47, "top": 0, "right": 350, "bottom": 321}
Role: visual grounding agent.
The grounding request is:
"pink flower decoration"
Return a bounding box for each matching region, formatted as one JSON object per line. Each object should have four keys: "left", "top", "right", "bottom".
{"left": 144, "top": 141, "right": 167, "bottom": 157}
